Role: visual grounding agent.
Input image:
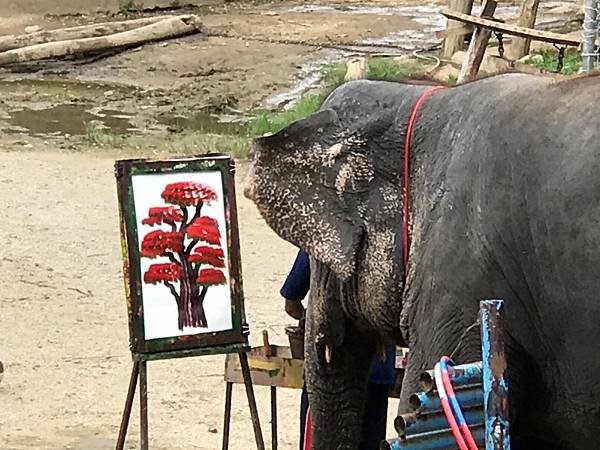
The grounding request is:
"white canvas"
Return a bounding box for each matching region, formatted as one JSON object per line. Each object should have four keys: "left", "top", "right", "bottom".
{"left": 131, "top": 170, "right": 233, "bottom": 341}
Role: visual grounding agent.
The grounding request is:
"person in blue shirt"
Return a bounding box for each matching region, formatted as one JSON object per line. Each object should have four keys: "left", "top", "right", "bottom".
{"left": 281, "top": 249, "right": 395, "bottom": 450}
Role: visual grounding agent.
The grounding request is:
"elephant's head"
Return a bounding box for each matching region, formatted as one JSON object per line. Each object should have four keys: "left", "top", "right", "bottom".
{"left": 244, "top": 80, "right": 430, "bottom": 449}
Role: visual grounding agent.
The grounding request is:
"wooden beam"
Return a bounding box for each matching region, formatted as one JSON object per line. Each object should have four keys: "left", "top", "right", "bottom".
{"left": 440, "top": 8, "right": 582, "bottom": 47}
{"left": 506, "top": 0, "right": 541, "bottom": 59}
{"left": 442, "top": 0, "right": 475, "bottom": 58}
{"left": 458, "top": 0, "right": 498, "bottom": 84}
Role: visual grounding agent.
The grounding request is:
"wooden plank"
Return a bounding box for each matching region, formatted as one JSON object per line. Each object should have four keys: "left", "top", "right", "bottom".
{"left": 441, "top": 8, "right": 582, "bottom": 47}
{"left": 458, "top": 0, "right": 498, "bottom": 83}
{"left": 442, "top": 0, "right": 475, "bottom": 58}
{"left": 224, "top": 346, "right": 304, "bottom": 389}
{"left": 506, "top": 0, "right": 541, "bottom": 59}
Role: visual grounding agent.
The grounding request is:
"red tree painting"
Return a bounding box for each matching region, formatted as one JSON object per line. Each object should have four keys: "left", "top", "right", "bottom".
{"left": 140, "top": 181, "right": 227, "bottom": 330}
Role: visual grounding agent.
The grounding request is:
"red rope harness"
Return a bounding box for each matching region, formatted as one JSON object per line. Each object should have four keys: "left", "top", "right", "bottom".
{"left": 402, "top": 86, "right": 444, "bottom": 276}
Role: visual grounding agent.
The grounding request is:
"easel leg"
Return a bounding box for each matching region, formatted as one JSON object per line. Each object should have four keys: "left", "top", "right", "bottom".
{"left": 222, "top": 382, "right": 233, "bottom": 450}
{"left": 116, "top": 361, "right": 141, "bottom": 450}
{"left": 271, "top": 386, "right": 277, "bottom": 450}
{"left": 140, "top": 361, "right": 149, "bottom": 450}
{"left": 239, "top": 352, "right": 265, "bottom": 450}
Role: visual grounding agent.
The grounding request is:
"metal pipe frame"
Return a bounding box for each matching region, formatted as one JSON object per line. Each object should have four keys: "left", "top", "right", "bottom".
{"left": 420, "top": 362, "right": 483, "bottom": 393}
{"left": 480, "top": 300, "right": 510, "bottom": 450}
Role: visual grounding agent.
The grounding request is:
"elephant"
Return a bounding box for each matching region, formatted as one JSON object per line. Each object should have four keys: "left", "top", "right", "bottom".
{"left": 244, "top": 73, "right": 600, "bottom": 450}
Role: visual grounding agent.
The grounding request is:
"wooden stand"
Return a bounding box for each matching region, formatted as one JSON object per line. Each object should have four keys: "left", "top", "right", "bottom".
{"left": 116, "top": 353, "right": 265, "bottom": 450}
{"left": 223, "top": 332, "right": 304, "bottom": 450}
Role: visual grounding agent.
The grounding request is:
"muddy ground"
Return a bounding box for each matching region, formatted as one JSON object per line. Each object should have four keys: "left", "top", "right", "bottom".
{"left": 0, "top": 0, "right": 582, "bottom": 449}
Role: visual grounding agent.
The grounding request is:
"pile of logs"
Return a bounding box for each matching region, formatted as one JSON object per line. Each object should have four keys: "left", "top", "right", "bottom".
{"left": 0, "top": 14, "right": 204, "bottom": 67}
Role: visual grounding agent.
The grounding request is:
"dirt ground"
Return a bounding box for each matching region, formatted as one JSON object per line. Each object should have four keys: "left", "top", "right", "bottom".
{"left": 0, "top": 147, "right": 397, "bottom": 450}
{"left": 0, "top": 0, "right": 581, "bottom": 448}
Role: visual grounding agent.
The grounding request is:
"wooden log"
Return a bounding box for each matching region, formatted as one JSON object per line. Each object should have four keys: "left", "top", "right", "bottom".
{"left": 440, "top": 8, "right": 582, "bottom": 47}
{"left": 436, "top": 24, "right": 474, "bottom": 39}
{"left": 442, "top": 0, "right": 475, "bottom": 58}
{"left": 458, "top": 0, "right": 498, "bottom": 84}
{"left": 505, "top": 0, "right": 540, "bottom": 60}
{"left": 0, "top": 16, "right": 183, "bottom": 53}
{"left": 0, "top": 16, "right": 203, "bottom": 66}
{"left": 344, "top": 56, "right": 368, "bottom": 81}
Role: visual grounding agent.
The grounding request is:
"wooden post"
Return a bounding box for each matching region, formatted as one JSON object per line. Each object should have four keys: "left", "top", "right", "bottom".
{"left": 116, "top": 362, "right": 141, "bottom": 450}
{"left": 480, "top": 300, "right": 511, "bottom": 450}
{"left": 140, "top": 361, "right": 149, "bottom": 450}
{"left": 505, "top": 0, "right": 540, "bottom": 60}
{"left": 222, "top": 382, "right": 233, "bottom": 450}
{"left": 239, "top": 352, "right": 266, "bottom": 450}
{"left": 270, "top": 386, "right": 278, "bottom": 450}
{"left": 458, "top": 0, "right": 498, "bottom": 83}
{"left": 442, "top": 0, "right": 475, "bottom": 58}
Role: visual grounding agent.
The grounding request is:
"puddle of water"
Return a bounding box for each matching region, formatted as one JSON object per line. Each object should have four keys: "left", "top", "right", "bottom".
{"left": 158, "top": 111, "right": 248, "bottom": 135}
{"left": 5, "top": 104, "right": 134, "bottom": 136}
{"left": 0, "top": 78, "right": 128, "bottom": 99}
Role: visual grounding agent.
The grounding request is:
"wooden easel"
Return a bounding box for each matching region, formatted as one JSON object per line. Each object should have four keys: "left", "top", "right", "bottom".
{"left": 115, "top": 352, "right": 265, "bottom": 450}
{"left": 222, "top": 331, "right": 305, "bottom": 450}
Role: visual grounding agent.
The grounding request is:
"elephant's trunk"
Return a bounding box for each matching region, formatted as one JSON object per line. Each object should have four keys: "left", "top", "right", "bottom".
{"left": 305, "top": 261, "right": 375, "bottom": 450}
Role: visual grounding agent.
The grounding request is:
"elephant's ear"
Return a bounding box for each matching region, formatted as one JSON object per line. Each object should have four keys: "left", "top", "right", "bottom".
{"left": 247, "top": 109, "right": 367, "bottom": 280}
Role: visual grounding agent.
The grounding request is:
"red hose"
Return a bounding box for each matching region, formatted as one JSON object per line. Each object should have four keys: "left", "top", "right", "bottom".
{"left": 434, "top": 362, "right": 469, "bottom": 450}
{"left": 303, "top": 407, "right": 312, "bottom": 450}
{"left": 440, "top": 358, "right": 479, "bottom": 450}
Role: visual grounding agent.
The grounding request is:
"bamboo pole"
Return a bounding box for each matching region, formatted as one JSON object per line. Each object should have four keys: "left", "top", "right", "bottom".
{"left": 0, "top": 16, "right": 203, "bottom": 66}
{"left": 0, "top": 16, "right": 184, "bottom": 53}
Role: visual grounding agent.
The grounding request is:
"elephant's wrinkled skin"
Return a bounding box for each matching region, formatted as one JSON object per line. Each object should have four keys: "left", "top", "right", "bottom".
{"left": 244, "top": 74, "right": 600, "bottom": 450}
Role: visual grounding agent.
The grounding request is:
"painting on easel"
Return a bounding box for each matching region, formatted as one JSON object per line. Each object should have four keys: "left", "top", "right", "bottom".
{"left": 115, "top": 155, "right": 249, "bottom": 357}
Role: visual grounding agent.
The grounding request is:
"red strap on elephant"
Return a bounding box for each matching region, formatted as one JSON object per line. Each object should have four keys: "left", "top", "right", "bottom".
{"left": 402, "top": 86, "right": 444, "bottom": 276}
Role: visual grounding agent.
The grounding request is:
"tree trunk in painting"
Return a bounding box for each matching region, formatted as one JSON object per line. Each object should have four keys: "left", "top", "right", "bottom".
{"left": 140, "top": 182, "right": 227, "bottom": 331}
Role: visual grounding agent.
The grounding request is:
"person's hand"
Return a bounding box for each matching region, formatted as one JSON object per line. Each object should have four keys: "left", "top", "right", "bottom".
{"left": 285, "top": 299, "right": 305, "bottom": 320}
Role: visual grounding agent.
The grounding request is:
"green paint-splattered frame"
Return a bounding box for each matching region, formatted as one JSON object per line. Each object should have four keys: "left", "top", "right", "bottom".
{"left": 115, "top": 154, "right": 249, "bottom": 360}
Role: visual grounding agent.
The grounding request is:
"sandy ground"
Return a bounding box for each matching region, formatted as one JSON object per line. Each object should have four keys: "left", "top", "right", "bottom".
{"left": 0, "top": 147, "right": 399, "bottom": 450}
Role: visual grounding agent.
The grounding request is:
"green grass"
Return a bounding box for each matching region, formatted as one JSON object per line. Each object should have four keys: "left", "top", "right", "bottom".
{"left": 523, "top": 49, "right": 581, "bottom": 75}
{"left": 249, "top": 94, "right": 324, "bottom": 136}
{"left": 368, "top": 57, "right": 424, "bottom": 80}
{"left": 118, "top": 0, "right": 143, "bottom": 14}
{"left": 248, "top": 57, "right": 426, "bottom": 137}
{"left": 83, "top": 121, "right": 129, "bottom": 147}
{"left": 162, "top": 132, "right": 251, "bottom": 159}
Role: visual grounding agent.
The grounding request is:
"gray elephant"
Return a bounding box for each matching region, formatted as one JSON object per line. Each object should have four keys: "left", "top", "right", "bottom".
{"left": 244, "top": 73, "right": 600, "bottom": 450}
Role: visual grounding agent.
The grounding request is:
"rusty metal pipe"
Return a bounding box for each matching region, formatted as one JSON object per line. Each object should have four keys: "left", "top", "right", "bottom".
{"left": 382, "top": 424, "right": 484, "bottom": 450}
{"left": 420, "top": 362, "right": 482, "bottom": 392}
{"left": 409, "top": 386, "right": 483, "bottom": 413}
{"left": 395, "top": 408, "right": 484, "bottom": 438}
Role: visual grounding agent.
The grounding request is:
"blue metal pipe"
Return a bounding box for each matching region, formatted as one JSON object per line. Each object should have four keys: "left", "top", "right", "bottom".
{"left": 395, "top": 408, "right": 484, "bottom": 438}
{"left": 383, "top": 425, "right": 484, "bottom": 450}
{"left": 420, "top": 362, "right": 483, "bottom": 392}
{"left": 408, "top": 386, "right": 483, "bottom": 413}
{"left": 480, "top": 299, "right": 511, "bottom": 450}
